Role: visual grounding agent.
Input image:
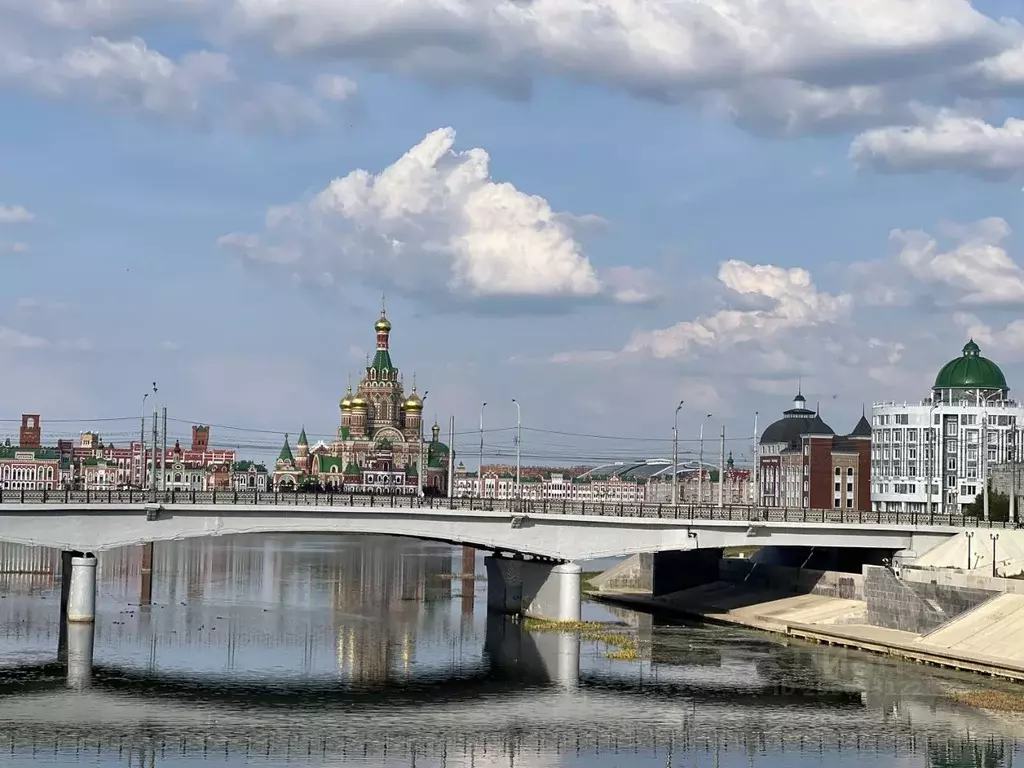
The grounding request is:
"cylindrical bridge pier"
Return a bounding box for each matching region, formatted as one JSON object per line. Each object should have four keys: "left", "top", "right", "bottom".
{"left": 66, "top": 554, "right": 97, "bottom": 623}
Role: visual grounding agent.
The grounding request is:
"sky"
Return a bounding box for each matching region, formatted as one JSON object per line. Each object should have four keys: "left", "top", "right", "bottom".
{"left": 4, "top": 0, "right": 1024, "bottom": 468}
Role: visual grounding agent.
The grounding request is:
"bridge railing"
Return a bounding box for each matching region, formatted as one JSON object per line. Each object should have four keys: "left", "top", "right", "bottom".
{"left": 0, "top": 488, "right": 1016, "bottom": 528}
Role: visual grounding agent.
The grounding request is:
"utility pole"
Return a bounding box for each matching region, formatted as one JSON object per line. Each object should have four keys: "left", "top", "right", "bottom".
{"left": 139, "top": 393, "right": 148, "bottom": 488}
{"left": 161, "top": 406, "right": 168, "bottom": 492}
{"left": 752, "top": 411, "right": 759, "bottom": 507}
{"left": 672, "top": 401, "right": 683, "bottom": 505}
{"left": 927, "top": 405, "right": 936, "bottom": 518}
{"left": 418, "top": 392, "right": 429, "bottom": 497}
{"left": 983, "top": 415, "right": 990, "bottom": 522}
{"left": 718, "top": 425, "right": 726, "bottom": 510}
{"left": 512, "top": 399, "right": 521, "bottom": 499}
{"left": 698, "top": 413, "right": 711, "bottom": 504}
{"left": 447, "top": 415, "right": 455, "bottom": 500}
{"left": 149, "top": 384, "right": 159, "bottom": 498}
{"left": 478, "top": 402, "right": 487, "bottom": 499}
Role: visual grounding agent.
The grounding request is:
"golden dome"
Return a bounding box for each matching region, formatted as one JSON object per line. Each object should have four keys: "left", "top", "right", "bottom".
{"left": 375, "top": 316, "right": 392, "bottom": 333}
{"left": 403, "top": 391, "right": 423, "bottom": 411}
{"left": 340, "top": 380, "right": 354, "bottom": 410}
{"left": 350, "top": 393, "right": 368, "bottom": 409}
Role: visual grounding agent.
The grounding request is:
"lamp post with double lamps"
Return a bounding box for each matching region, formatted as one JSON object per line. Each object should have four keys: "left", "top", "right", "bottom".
{"left": 671, "top": 401, "right": 684, "bottom": 506}
{"left": 418, "top": 391, "right": 429, "bottom": 498}
{"left": 478, "top": 402, "right": 487, "bottom": 499}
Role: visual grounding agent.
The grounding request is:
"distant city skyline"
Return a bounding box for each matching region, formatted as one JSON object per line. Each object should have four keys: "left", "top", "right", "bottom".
{"left": 2, "top": 1, "right": 1024, "bottom": 455}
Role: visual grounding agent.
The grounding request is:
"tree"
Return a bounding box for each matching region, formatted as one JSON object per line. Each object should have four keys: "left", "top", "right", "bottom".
{"left": 963, "top": 485, "right": 1010, "bottom": 522}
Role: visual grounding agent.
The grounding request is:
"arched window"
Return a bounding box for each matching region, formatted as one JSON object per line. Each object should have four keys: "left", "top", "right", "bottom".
{"left": 847, "top": 467, "right": 854, "bottom": 476}
{"left": 834, "top": 467, "right": 841, "bottom": 476}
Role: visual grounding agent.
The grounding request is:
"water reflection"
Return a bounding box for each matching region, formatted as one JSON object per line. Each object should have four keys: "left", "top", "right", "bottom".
{"left": 0, "top": 537, "right": 1017, "bottom": 767}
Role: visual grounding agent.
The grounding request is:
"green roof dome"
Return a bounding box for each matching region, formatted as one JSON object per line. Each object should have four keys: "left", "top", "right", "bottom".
{"left": 933, "top": 340, "right": 1008, "bottom": 392}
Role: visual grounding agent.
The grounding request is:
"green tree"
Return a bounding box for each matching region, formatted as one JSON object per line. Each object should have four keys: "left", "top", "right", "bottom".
{"left": 963, "top": 485, "right": 1010, "bottom": 522}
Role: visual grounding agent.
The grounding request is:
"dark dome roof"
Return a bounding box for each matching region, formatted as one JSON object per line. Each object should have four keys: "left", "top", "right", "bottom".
{"left": 934, "top": 340, "right": 1007, "bottom": 392}
{"left": 760, "top": 413, "right": 834, "bottom": 447}
{"left": 849, "top": 414, "right": 872, "bottom": 438}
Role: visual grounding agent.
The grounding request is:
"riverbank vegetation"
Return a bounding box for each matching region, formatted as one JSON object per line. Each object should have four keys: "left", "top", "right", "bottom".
{"left": 522, "top": 618, "right": 640, "bottom": 661}
{"left": 950, "top": 690, "right": 1024, "bottom": 712}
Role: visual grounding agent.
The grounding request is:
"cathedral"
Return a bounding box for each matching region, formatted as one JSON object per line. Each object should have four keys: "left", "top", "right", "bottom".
{"left": 274, "top": 303, "right": 449, "bottom": 494}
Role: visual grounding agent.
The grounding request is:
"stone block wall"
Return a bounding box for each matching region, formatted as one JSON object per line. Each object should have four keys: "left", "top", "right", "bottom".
{"left": 718, "top": 560, "right": 863, "bottom": 600}
{"left": 863, "top": 565, "right": 994, "bottom": 633}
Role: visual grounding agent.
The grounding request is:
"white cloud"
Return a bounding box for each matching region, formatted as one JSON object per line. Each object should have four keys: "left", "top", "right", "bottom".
{"left": 0, "top": 205, "right": 33, "bottom": 224}
{"left": 14, "top": 297, "right": 66, "bottom": 311}
{"left": 221, "top": 127, "right": 639, "bottom": 305}
{"left": 953, "top": 312, "right": 1024, "bottom": 361}
{"left": 710, "top": 79, "right": 927, "bottom": 137}
{"left": 224, "top": 0, "right": 1001, "bottom": 96}
{"left": 232, "top": 81, "right": 328, "bottom": 132}
{"left": 622, "top": 261, "right": 851, "bottom": 359}
{"left": 889, "top": 218, "right": 1024, "bottom": 304}
{"left": 0, "top": 36, "right": 235, "bottom": 117}
{"left": 313, "top": 74, "right": 357, "bottom": 102}
{"left": 850, "top": 114, "right": 1024, "bottom": 179}
{"left": 2, "top": 0, "right": 211, "bottom": 30}
{"left": 0, "top": 327, "right": 49, "bottom": 349}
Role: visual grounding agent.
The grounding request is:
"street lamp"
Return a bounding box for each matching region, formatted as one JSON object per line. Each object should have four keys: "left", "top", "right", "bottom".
{"left": 512, "top": 399, "right": 521, "bottom": 499}
{"left": 139, "top": 392, "right": 148, "bottom": 488}
{"left": 991, "top": 533, "right": 1000, "bottom": 578}
{"left": 418, "top": 391, "right": 429, "bottom": 498}
{"left": 965, "top": 530, "right": 975, "bottom": 570}
{"left": 698, "top": 413, "right": 713, "bottom": 505}
{"left": 479, "top": 402, "right": 487, "bottom": 499}
{"left": 671, "top": 401, "right": 684, "bottom": 506}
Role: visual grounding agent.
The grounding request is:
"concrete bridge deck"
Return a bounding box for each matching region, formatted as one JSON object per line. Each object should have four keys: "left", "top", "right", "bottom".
{"left": 0, "top": 488, "right": 1012, "bottom": 530}
{"left": 0, "top": 489, "right": 1009, "bottom": 621}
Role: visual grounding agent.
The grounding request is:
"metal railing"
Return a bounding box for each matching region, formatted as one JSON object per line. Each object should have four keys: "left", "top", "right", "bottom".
{"left": 0, "top": 488, "right": 1014, "bottom": 528}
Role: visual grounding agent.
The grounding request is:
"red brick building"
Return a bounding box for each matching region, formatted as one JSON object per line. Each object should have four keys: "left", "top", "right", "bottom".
{"left": 758, "top": 392, "right": 871, "bottom": 510}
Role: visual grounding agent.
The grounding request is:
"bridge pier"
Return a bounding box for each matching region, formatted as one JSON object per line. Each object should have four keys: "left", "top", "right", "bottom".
{"left": 485, "top": 555, "right": 581, "bottom": 622}
{"left": 65, "top": 553, "right": 97, "bottom": 623}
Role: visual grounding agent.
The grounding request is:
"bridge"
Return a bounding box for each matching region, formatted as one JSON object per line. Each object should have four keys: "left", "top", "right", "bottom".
{"left": 0, "top": 490, "right": 1009, "bottom": 622}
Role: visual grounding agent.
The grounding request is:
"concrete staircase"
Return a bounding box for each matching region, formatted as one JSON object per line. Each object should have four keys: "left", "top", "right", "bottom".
{"left": 916, "top": 593, "right": 1024, "bottom": 663}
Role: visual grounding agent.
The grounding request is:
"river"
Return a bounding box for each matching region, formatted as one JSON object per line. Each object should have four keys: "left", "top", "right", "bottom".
{"left": 0, "top": 535, "right": 1017, "bottom": 767}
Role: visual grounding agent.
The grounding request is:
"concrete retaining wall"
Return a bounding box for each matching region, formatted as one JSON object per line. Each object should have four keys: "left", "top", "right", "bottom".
{"left": 718, "top": 560, "right": 863, "bottom": 600}
{"left": 588, "top": 553, "right": 652, "bottom": 593}
{"left": 863, "top": 565, "right": 993, "bottom": 634}
{"left": 902, "top": 566, "right": 1024, "bottom": 594}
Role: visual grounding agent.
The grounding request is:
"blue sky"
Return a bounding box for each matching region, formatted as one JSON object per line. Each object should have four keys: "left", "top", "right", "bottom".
{"left": 3, "top": 0, "right": 1024, "bottom": 466}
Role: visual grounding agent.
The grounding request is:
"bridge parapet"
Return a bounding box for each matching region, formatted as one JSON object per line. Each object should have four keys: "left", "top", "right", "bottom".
{"left": 0, "top": 488, "right": 1014, "bottom": 530}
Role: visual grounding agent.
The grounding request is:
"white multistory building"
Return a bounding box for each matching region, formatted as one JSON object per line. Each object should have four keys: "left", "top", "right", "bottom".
{"left": 872, "top": 340, "right": 1021, "bottom": 515}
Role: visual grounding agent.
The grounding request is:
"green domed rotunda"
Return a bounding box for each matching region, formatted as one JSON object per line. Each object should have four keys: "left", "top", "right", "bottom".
{"left": 932, "top": 340, "right": 1009, "bottom": 401}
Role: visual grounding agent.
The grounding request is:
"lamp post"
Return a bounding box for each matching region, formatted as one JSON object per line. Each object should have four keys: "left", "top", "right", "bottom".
{"left": 418, "top": 391, "right": 429, "bottom": 498}
{"left": 671, "top": 401, "right": 684, "bottom": 506}
{"left": 698, "top": 413, "right": 712, "bottom": 505}
{"left": 149, "top": 381, "right": 159, "bottom": 499}
{"left": 512, "top": 399, "right": 521, "bottom": 499}
{"left": 991, "top": 533, "right": 1000, "bottom": 578}
{"left": 479, "top": 402, "right": 487, "bottom": 499}
{"left": 139, "top": 393, "right": 148, "bottom": 488}
{"left": 752, "top": 411, "right": 759, "bottom": 508}
{"left": 965, "top": 530, "right": 975, "bottom": 570}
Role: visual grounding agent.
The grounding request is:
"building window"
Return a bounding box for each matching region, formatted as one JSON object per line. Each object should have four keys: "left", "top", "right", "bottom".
{"left": 846, "top": 497, "right": 853, "bottom": 508}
